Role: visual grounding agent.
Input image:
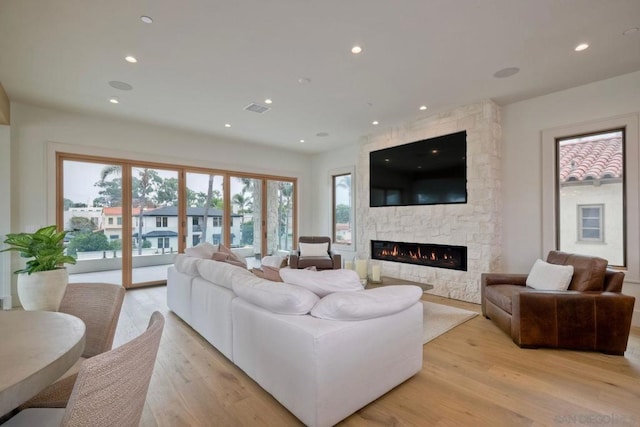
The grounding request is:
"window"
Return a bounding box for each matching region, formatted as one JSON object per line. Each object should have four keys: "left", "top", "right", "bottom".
{"left": 108, "top": 217, "right": 113, "bottom": 225}
{"left": 157, "top": 237, "right": 170, "bottom": 248}
{"left": 556, "top": 129, "right": 624, "bottom": 265}
{"left": 156, "top": 216, "right": 168, "bottom": 227}
{"left": 116, "top": 216, "right": 122, "bottom": 225}
{"left": 332, "top": 172, "right": 352, "bottom": 245}
{"left": 578, "top": 205, "right": 603, "bottom": 241}
{"left": 192, "top": 235, "right": 200, "bottom": 246}
{"left": 110, "top": 235, "right": 118, "bottom": 240}
{"left": 212, "top": 217, "right": 222, "bottom": 227}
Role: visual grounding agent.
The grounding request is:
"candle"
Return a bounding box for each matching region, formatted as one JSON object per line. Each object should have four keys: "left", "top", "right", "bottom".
{"left": 344, "top": 260, "right": 354, "bottom": 270}
{"left": 371, "top": 265, "right": 381, "bottom": 282}
{"left": 355, "top": 259, "right": 368, "bottom": 280}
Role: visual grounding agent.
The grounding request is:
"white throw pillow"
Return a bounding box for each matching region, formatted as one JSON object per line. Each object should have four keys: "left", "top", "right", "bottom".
{"left": 526, "top": 259, "right": 574, "bottom": 291}
{"left": 232, "top": 274, "right": 319, "bottom": 315}
{"left": 279, "top": 268, "right": 364, "bottom": 297}
{"left": 311, "top": 285, "right": 423, "bottom": 321}
{"left": 298, "top": 242, "right": 329, "bottom": 257}
{"left": 174, "top": 254, "right": 201, "bottom": 276}
{"left": 261, "top": 255, "right": 285, "bottom": 268}
{"left": 184, "top": 242, "right": 219, "bottom": 259}
{"left": 197, "top": 259, "right": 253, "bottom": 290}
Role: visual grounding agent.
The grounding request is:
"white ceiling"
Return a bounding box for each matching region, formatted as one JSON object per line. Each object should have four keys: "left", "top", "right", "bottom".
{"left": 1, "top": 1, "right": 639, "bottom": 153}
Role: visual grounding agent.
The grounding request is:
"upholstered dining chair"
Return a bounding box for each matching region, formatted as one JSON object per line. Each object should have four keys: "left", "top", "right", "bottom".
{"left": 20, "top": 283, "right": 126, "bottom": 409}
{"left": 4, "top": 311, "right": 164, "bottom": 427}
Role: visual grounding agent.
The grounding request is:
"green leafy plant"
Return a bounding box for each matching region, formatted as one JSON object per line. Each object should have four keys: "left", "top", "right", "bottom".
{"left": 1, "top": 225, "right": 76, "bottom": 274}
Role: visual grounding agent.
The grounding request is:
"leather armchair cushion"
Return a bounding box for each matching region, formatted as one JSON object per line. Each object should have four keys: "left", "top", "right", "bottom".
{"left": 546, "top": 251, "right": 607, "bottom": 292}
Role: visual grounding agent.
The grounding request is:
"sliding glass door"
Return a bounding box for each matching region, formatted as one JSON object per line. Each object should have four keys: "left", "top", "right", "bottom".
{"left": 61, "top": 159, "right": 123, "bottom": 285}
{"left": 58, "top": 154, "right": 297, "bottom": 286}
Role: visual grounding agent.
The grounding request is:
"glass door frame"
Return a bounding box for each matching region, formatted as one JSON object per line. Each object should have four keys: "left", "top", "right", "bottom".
{"left": 57, "top": 153, "right": 298, "bottom": 288}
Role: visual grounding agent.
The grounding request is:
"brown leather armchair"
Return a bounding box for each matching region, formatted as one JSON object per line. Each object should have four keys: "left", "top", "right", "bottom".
{"left": 481, "top": 251, "right": 635, "bottom": 355}
{"left": 289, "top": 236, "right": 342, "bottom": 270}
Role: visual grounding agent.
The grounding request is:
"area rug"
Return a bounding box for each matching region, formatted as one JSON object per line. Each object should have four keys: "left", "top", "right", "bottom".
{"left": 422, "top": 301, "right": 478, "bottom": 344}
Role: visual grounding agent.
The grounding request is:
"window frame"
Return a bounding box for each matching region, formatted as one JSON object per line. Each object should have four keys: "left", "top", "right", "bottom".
{"left": 542, "top": 114, "right": 638, "bottom": 272}
{"left": 329, "top": 166, "right": 355, "bottom": 251}
{"left": 577, "top": 204, "right": 604, "bottom": 242}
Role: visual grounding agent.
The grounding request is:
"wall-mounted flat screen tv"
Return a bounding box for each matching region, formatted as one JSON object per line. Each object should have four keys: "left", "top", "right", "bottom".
{"left": 369, "top": 130, "right": 467, "bottom": 207}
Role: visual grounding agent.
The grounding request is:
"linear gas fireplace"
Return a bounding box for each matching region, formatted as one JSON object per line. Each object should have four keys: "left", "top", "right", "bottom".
{"left": 371, "top": 240, "right": 467, "bottom": 272}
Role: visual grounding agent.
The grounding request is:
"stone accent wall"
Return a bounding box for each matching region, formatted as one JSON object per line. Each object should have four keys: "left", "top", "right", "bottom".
{"left": 356, "top": 100, "right": 502, "bottom": 303}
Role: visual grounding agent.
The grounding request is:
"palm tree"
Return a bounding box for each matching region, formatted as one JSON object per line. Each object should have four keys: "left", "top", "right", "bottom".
{"left": 201, "top": 174, "right": 214, "bottom": 244}
{"left": 100, "top": 166, "right": 158, "bottom": 255}
{"left": 240, "top": 178, "right": 261, "bottom": 255}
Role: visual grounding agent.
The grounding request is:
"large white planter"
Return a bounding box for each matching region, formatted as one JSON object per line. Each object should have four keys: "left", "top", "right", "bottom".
{"left": 17, "top": 269, "right": 69, "bottom": 311}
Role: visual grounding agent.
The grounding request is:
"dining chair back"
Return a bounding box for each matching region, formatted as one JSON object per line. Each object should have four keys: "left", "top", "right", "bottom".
{"left": 19, "top": 283, "right": 126, "bottom": 409}
{"left": 4, "top": 311, "right": 165, "bottom": 427}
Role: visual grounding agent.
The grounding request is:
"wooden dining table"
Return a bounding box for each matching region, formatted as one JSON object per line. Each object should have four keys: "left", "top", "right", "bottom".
{"left": 0, "top": 310, "right": 86, "bottom": 416}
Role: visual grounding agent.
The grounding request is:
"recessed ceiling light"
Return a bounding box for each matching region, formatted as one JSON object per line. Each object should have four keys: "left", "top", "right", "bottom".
{"left": 384, "top": 158, "right": 390, "bottom": 162}
{"left": 264, "top": 99, "right": 272, "bottom": 104}
{"left": 140, "top": 16, "right": 153, "bottom": 24}
{"left": 125, "top": 56, "right": 137, "bottom": 63}
{"left": 372, "top": 120, "right": 379, "bottom": 125}
{"left": 419, "top": 105, "right": 427, "bottom": 111}
{"left": 351, "top": 46, "right": 362, "bottom": 54}
{"left": 431, "top": 149, "right": 439, "bottom": 154}
{"left": 109, "top": 97, "right": 119, "bottom": 104}
{"left": 297, "top": 77, "right": 311, "bottom": 84}
{"left": 299, "top": 139, "right": 305, "bottom": 143}
{"left": 493, "top": 67, "right": 520, "bottom": 78}
{"left": 623, "top": 27, "right": 639, "bottom": 36}
{"left": 224, "top": 123, "right": 231, "bottom": 128}
{"left": 574, "top": 43, "right": 589, "bottom": 52}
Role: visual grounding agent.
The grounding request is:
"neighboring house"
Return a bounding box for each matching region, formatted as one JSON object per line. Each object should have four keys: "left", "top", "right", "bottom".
{"left": 142, "top": 206, "right": 243, "bottom": 250}
{"left": 558, "top": 135, "right": 624, "bottom": 264}
{"left": 101, "top": 207, "right": 139, "bottom": 242}
{"left": 63, "top": 207, "right": 103, "bottom": 231}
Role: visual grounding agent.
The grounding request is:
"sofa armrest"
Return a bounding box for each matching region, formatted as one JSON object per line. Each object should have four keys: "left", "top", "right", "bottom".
{"left": 289, "top": 253, "right": 300, "bottom": 269}
{"left": 331, "top": 253, "right": 342, "bottom": 270}
{"left": 480, "top": 273, "right": 528, "bottom": 317}
{"left": 512, "top": 291, "right": 636, "bottom": 354}
{"left": 481, "top": 273, "right": 528, "bottom": 287}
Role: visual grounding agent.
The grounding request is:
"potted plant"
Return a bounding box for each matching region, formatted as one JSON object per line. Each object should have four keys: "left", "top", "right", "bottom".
{"left": 1, "top": 225, "right": 76, "bottom": 311}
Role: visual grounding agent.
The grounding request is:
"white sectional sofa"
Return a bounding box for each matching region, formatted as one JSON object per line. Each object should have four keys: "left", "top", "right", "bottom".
{"left": 167, "top": 254, "right": 423, "bottom": 427}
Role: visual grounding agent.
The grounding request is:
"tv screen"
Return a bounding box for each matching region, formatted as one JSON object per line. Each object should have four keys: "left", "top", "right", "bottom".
{"left": 369, "top": 130, "right": 467, "bottom": 207}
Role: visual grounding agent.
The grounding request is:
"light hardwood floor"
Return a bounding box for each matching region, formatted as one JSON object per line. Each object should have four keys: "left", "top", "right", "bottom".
{"left": 115, "top": 286, "right": 640, "bottom": 427}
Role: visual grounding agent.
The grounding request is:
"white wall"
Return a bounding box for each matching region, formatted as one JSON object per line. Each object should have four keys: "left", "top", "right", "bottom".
{"left": 7, "top": 102, "right": 313, "bottom": 301}
{"left": 310, "top": 143, "right": 360, "bottom": 259}
{"left": 0, "top": 125, "right": 11, "bottom": 308}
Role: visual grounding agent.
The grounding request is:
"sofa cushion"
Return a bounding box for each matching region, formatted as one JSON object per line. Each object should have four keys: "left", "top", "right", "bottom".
{"left": 299, "top": 242, "right": 328, "bottom": 257}
{"left": 484, "top": 284, "right": 530, "bottom": 315}
{"left": 184, "top": 242, "right": 218, "bottom": 259}
{"left": 174, "top": 254, "right": 201, "bottom": 276}
{"left": 546, "top": 251, "right": 607, "bottom": 291}
{"left": 279, "top": 268, "right": 363, "bottom": 297}
{"left": 310, "top": 285, "right": 423, "bottom": 321}
{"left": 526, "top": 259, "right": 574, "bottom": 291}
{"left": 197, "top": 259, "right": 253, "bottom": 290}
{"left": 232, "top": 274, "right": 319, "bottom": 315}
{"left": 261, "top": 255, "right": 287, "bottom": 268}
{"left": 218, "top": 244, "right": 248, "bottom": 268}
